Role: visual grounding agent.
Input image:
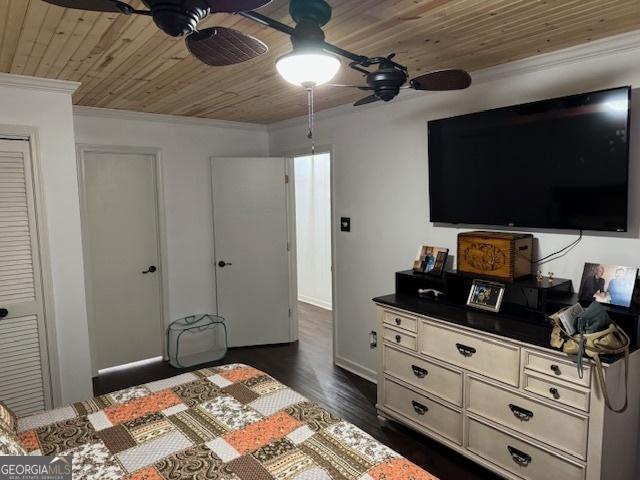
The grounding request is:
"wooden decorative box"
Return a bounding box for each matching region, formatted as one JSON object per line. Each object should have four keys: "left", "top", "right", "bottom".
{"left": 457, "top": 231, "right": 533, "bottom": 280}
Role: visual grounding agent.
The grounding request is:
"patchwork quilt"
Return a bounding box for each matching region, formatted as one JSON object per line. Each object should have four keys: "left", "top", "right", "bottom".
{"left": 16, "top": 364, "right": 437, "bottom": 480}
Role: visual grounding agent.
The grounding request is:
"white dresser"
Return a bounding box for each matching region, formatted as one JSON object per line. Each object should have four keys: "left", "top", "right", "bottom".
{"left": 375, "top": 301, "right": 640, "bottom": 480}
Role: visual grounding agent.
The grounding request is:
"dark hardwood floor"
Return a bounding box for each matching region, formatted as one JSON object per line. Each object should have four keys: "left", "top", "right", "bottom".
{"left": 93, "top": 302, "right": 499, "bottom": 480}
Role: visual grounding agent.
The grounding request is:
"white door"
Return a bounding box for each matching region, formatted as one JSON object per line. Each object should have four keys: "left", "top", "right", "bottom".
{"left": 0, "top": 139, "right": 52, "bottom": 415}
{"left": 212, "top": 157, "right": 292, "bottom": 347}
{"left": 81, "top": 150, "right": 163, "bottom": 371}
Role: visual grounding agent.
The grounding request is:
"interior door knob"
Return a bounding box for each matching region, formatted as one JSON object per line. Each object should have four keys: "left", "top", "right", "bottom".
{"left": 218, "top": 261, "right": 233, "bottom": 268}
{"left": 0, "top": 308, "right": 8, "bottom": 319}
{"left": 142, "top": 266, "right": 157, "bottom": 274}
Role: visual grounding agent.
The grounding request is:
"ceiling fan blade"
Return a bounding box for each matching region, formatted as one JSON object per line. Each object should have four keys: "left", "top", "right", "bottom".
{"left": 187, "top": 27, "right": 268, "bottom": 66}
{"left": 410, "top": 69, "right": 472, "bottom": 91}
{"left": 41, "top": 0, "right": 126, "bottom": 12}
{"left": 326, "top": 84, "right": 373, "bottom": 91}
{"left": 354, "top": 95, "right": 381, "bottom": 107}
{"left": 201, "top": 0, "right": 272, "bottom": 13}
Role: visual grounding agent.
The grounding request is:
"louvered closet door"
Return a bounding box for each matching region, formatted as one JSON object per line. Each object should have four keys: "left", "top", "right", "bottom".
{"left": 0, "top": 139, "right": 51, "bottom": 416}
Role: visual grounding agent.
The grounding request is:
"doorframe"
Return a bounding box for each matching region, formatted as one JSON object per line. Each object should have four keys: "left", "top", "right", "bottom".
{"left": 76, "top": 145, "right": 169, "bottom": 375}
{"left": 284, "top": 146, "right": 337, "bottom": 363}
{"left": 0, "top": 124, "right": 62, "bottom": 407}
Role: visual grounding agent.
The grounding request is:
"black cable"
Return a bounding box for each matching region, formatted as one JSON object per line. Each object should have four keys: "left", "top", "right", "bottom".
{"left": 533, "top": 230, "right": 583, "bottom": 265}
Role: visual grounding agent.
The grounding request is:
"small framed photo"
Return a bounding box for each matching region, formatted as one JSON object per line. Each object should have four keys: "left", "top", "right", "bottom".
{"left": 579, "top": 263, "right": 639, "bottom": 308}
{"left": 412, "top": 245, "right": 449, "bottom": 276}
{"left": 467, "top": 279, "right": 505, "bottom": 312}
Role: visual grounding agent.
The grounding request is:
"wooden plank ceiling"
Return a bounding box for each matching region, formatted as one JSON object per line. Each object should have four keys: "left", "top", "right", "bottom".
{"left": 1, "top": 0, "right": 639, "bottom": 124}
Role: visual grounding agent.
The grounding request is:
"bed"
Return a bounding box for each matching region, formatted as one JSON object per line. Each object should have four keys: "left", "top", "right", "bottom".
{"left": 2, "top": 363, "right": 437, "bottom": 480}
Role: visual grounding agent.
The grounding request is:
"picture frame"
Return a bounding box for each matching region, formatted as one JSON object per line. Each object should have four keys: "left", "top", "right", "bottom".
{"left": 412, "top": 245, "right": 449, "bottom": 276}
{"left": 467, "top": 279, "right": 505, "bottom": 313}
{"left": 579, "top": 263, "right": 639, "bottom": 308}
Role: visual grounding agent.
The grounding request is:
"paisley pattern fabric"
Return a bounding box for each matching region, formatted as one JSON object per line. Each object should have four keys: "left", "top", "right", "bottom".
{"left": 14, "top": 364, "right": 438, "bottom": 479}
{"left": 0, "top": 400, "right": 17, "bottom": 435}
{"left": 0, "top": 429, "right": 26, "bottom": 456}
{"left": 36, "top": 416, "right": 98, "bottom": 456}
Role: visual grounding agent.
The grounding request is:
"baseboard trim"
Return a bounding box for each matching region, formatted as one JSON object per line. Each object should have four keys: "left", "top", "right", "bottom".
{"left": 298, "top": 295, "right": 332, "bottom": 311}
{"left": 335, "top": 355, "right": 378, "bottom": 384}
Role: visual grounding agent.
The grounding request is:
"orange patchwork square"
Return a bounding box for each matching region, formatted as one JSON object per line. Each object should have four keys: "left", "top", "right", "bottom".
{"left": 126, "top": 466, "right": 164, "bottom": 480}
{"left": 18, "top": 430, "right": 40, "bottom": 451}
{"left": 219, "top": 366, "right": 263, "bottom": 383}
{"left": 369, "top": 459, "right": 439, "bottom": 480}
{"left": 104, "top": 389, "right": 181, "bottom": 424}
{"left": 224, "top": 411, "right": 301, "bottom": 454}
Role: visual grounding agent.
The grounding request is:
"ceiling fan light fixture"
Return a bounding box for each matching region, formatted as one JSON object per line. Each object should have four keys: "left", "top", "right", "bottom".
{"left": 276, "top": 50, "right": 341, "bottom": 87}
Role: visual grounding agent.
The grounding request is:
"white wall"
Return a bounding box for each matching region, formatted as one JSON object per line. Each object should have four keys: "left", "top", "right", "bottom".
{"left": 294, "top": 153, "right": 332, "bottom": 310}
{"left": 269, "top": 32, "right": 640, "bottom": 381}
{"left": 0, "top": 76, "right": 93, "bottom": 404}
{"left": 73, "top": 108, "right": 270, "bottom": 332}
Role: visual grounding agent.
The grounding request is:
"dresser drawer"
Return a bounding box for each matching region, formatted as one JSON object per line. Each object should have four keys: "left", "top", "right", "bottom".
{"left": 382, "top": 309, "right": 417, "bottom": 333}
{"left": 383, "top": 379, "right": 462, "bottom": 445}
{"left": 384, "top": 345, "right": 462, "bottom": 406}
{"left": 467, "top": 416, "right": 585, "bottom": 480}
{"left": 467, "top": 377, "right": 588, "bottom": 459}
{"left": 524, "top": 351, "right": 590, "bottom": 388}
{"left": 524, "top": 372, "right": 590, "bottom": 413}
{"left": 383, "top": 327, "right": 417, "bottom": 351}
{"left": 420, "top": 321, "right": 520, "bottom": 386}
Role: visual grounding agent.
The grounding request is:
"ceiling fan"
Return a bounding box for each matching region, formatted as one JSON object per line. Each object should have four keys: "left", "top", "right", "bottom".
{"left": 41, "top": 0, "right": 472, "bottom": 105}
{"left": 327, "top": 54, "right": 472, "bottom": 106}
{"left": 41, "top": 0, "right": 272, "bottom": 66}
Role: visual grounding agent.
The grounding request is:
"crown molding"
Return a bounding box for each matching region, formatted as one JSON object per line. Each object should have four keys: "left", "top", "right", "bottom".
{"left": 268, "top": 29, "right": 640, "bottom": 131}
{"left": 73, "top": 106, "right": 268, "bottom": 132}
{"left": 472, "top": 29, "right": 640, "bottom": 84}
{"left": 0, "top": 72, "right": 79, "bottom": 94}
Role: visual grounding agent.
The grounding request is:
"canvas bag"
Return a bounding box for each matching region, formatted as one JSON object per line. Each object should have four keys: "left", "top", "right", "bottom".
{"left": 549, "top": 302, "right": 629, "bottom": 413}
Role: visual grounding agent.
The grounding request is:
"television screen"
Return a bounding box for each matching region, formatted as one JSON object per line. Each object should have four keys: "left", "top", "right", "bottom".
{"left": 428, "top": 87, "right": 630, "bottom": 232}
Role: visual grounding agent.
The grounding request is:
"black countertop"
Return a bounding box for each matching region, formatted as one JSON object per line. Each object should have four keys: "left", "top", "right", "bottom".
{"left": 373, "top": 293, "right": 559, "bottom": 351}
{"left": 373, "top": 294, "right": 638, "bottom": 362}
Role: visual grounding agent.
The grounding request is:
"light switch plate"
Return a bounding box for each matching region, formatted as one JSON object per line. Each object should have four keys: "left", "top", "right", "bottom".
{"left": 341, "top": 217, "right": 351, "bottom": 232}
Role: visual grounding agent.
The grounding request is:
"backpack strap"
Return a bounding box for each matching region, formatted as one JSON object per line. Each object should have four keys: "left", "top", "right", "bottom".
{"left": 585, "top": 326, "right": 630, "bottom": 413}
{"left": 592, "top": 350, "right": 628, "bottom": 413}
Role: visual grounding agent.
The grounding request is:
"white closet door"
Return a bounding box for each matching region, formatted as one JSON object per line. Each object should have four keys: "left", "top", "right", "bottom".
{"left": 0, "top": 139, "right": 51, "bottom": 416}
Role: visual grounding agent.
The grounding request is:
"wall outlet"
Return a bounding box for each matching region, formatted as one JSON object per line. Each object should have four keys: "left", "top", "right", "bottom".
{"left": 369, "top": 331, "right": 377, "bottom": 349}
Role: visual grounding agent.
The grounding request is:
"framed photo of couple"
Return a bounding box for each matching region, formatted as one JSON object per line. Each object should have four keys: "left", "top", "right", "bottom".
{"left": 413, "top": 245, "right": 449, "bottom": 276}
{"left": 579, "top": 263, "right": 639, "bottom": 308}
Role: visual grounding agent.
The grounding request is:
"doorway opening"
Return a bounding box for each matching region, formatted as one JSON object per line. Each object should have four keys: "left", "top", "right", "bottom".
{"left": 292, "top": 151, "right": 334, "bottom": 361}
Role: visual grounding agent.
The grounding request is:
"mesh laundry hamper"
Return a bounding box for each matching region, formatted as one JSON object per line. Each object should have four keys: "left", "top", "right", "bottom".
{"left": 167, "top": 314, "right": 227, "bottom": 368}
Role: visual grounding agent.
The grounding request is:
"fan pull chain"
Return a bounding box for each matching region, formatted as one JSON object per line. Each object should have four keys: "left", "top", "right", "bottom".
{"left": 306, "top": 86, "right": 316, "bottom": 155}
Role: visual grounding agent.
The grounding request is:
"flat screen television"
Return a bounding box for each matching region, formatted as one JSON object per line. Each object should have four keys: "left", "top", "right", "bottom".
{"left": 427, "top": 86, "right": 631, "bottom": 232}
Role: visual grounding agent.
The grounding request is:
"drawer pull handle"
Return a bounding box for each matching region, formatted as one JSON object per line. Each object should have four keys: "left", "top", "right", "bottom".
{"left": 507, "top": 446, "right": 531, "bottom": 467}
{"left": 395, "top": 334, "right": 402, "bottom": 343}
{"left": 395, "top": 318, "right": 402, "bottom": 325}
{"left": 411, "top": 365, "right": 428, "bottom": 378}
{"left": 509, "top": 404, "right": 534, "bottom": 421}
{"left": 455, "top": 343, "right": 476, "bottom": 357}
{"left": 549, "top": 387, "right": 561, "bottom": 400}
{"left": 550, "top": 364, "right": 561, "bottom": 375}
{"left": 411, "top": 400, "right": 428, "bottom": 415}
